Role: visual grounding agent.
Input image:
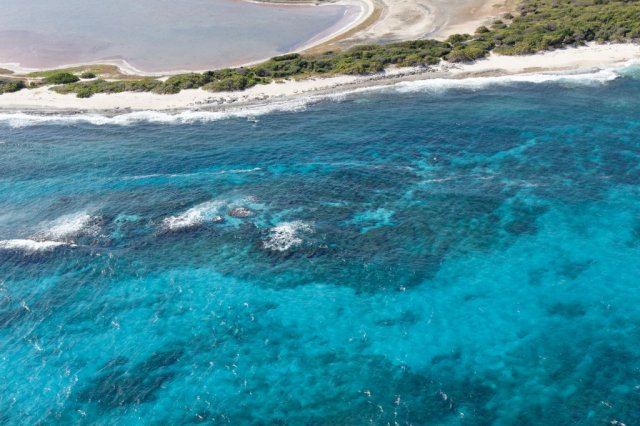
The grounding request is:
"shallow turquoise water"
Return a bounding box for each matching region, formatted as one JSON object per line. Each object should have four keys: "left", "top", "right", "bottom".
{"left": 1, "top": 71, "right": 640, "bottom": 424}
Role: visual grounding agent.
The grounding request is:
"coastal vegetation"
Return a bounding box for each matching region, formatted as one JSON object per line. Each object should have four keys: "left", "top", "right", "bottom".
{"left": 4, "top": 0, "right": 640, "bottom": 97}
{"left": 53, "top": 79, "right": 164, "bottom": 98}
{"left": 44, "top": 72, "right": 80, "bottom": 84}
{"left": 26, "top": 65, "right": 136, "bottom": 80}
{"left": 0, "top": 78, "right": 25, "bottom": 94}
{"left": 490, "top": 0, "right": 640, "bottom": 54}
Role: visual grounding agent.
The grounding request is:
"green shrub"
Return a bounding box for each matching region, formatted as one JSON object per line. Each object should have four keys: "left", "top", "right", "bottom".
{"left": 446, "top": 34, "right": 472, "bottom": 44}
{"left": 76, "top": 87, "right": 94, "bottom": 98}
{"left": 272, "top": 53, "right": 301, "bottom": 62}
{"left": 160, "top": 73, "right": 211, "bottom": 93}
{"left": 80, "top": 71, "right": 96, "bottom": 79}
{"left": 0, "top": 79, "right": 25, "bottom": 94}
{"left": 44, "top": 72, "right": 80, "bottom": 84}
{"left": 204, "top": 75, "right": 253, "bottom": 92}
{"left": 491, "top": 0, "right": 640, "bottom": 55}
{"left": 447, "top": 48, "right": 475, "bottom": 63}
{"left": 51, "top": 78, "right": 163, "bottom": 97}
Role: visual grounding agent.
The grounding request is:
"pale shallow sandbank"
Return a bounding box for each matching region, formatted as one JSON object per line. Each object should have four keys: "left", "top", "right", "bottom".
{"left": 0, "top": 44, "right": 638, "bottom": 115}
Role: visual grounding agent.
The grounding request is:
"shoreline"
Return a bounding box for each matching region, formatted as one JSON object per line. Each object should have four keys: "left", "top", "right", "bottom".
{"left": 0, "top": 44, "right": 638, "bottom": 116}
{"left": 0, "top": 0, "right": 374, "bottom": 77}
{"left": 0, "top": 0, "right": 509, "bottom": 77}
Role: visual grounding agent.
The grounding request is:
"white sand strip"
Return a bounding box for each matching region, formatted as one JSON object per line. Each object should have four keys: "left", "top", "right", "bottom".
{"left": 0, "top": 44, "right": 638, "bottom": 113}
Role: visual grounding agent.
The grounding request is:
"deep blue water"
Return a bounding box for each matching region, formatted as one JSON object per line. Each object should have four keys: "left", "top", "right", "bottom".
{"left": 1, "top": 70, "right": 640, "bottom": 425}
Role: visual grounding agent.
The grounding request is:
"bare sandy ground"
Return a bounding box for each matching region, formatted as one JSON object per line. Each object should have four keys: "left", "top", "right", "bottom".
{"left": 437, "top": 0, "right": 517, "bottom": 38}
{"left": 0, "top": 44, "right": 638, "bottom": 114}
{"left": 346, "top": 0, "right": 512, "bottom": 43}
{"left": 296, "top": 0, "right": 515, "bottom": 51}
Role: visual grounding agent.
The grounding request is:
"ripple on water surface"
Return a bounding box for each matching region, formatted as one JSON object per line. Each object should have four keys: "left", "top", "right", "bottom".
{"left": 1, "top": 76, "right": 640, "bottom": 424}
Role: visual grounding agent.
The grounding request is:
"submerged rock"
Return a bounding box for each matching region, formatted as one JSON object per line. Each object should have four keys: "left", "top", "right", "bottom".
{"left": 228, "top": 207, "right": 255, "bottom": 218}
{"left": 211, "top": 215, "right": 225, "bottom": 224}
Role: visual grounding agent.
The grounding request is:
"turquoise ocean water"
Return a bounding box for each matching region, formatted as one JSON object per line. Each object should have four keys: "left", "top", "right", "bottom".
{"left": 1, "top": 67, "right": 640, "bottom": 424}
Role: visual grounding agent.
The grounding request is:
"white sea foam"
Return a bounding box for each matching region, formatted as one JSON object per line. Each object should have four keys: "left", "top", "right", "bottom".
{"left": 0, "top": 65, "right": 632, "bottom": 128}
{"left": 223, "top": 167, "right": 263, "bottom": 174}
{"left": 0, "top": 212, "right": 96, "bottom": 252}
{"left": 0, "top": 239, "right": 71, "bottom": 252}
{"left": 0, "top": 98, "right": 311, "bottom": 128}
{"left": 162, "top": 200, "right": 224, "bottom": 231}
{"left": 263, "top": 221, "right": 314, "bottom": 252}
{"left": 121, "top": 167, "right": 261, "bottom": 181}
{"left": 393, "top": 68, "right": 620, "bottom": 94}
{"left": 615, "top": 59, "right": 640, "bottom": 78}
{"left": 38, "top": 212, "right": 98, "bottom": 240}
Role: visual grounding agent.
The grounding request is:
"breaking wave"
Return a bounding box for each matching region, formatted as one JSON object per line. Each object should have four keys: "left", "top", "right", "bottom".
{"left": 0, "top": 63, "right": 636, "bottom": 129}
{"left": 0, "top": 239, "right": 72, "bottom": 252}
{"left": 393, "top": 68, "right": 622, "bottom": 94}
{"left": 121, "top": 167, "right": 262, "bottom": 181}
{"left": 162, "top": 200, "right": 225, "bottom": 231}
{"left": 263, "top": 221, "right": 314, "bottom": 252}
{"left": 0, "top": 212, "right": 99, "bottom": 253}
{"left": 0, "top": 98, "right": 312, "bottom": 128}
{"left": 37, "top": 212, "right": 99, "bottom": 241}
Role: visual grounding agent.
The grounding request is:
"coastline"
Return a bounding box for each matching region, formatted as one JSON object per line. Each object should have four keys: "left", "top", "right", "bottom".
{"left": 307, "top": 0, "right": 514, "bottom": 48}
{"left": 0, "top": 0, "right": 374, "bottom": 77}
{"left": 264, "top": 0, "right": 377, "bottom": 54}
{"left": 0, "top": 0, "right": 509, "bottom": 76}
{"left": 0, "top": 43, "right": 638, "bottom": 116}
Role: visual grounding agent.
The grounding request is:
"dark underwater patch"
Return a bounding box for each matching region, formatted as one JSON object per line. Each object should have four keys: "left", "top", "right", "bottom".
{"left": 547, "top": 301, "right": 587, "bottom": 318}
{"left": 78, "top": 349, "right": 182, "bottom": 408}
{"left": 503, "top": 201, "right": 548, "bottom": 237}
{"left": 558, "top": 259, "right": 594, "bottom": 280}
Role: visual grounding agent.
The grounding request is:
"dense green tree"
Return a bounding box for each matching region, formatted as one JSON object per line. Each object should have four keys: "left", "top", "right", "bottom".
{"left": 0, "top": 79, "right": 25, "bottom": 94}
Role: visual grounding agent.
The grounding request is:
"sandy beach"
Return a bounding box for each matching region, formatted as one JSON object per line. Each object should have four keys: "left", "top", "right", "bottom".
{"left": 0, "top": 43, "right": 638, "bottom": 115}
{"left": 295, "top": 0, "right": 515, "bottom": 52}
{"left": 339, "top": 0, "right": 514, "bottom": 44}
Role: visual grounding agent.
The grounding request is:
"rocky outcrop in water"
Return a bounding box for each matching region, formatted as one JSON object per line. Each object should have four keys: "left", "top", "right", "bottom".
{"left": 228, "top": 207, "right": 255, "bottom": 218}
